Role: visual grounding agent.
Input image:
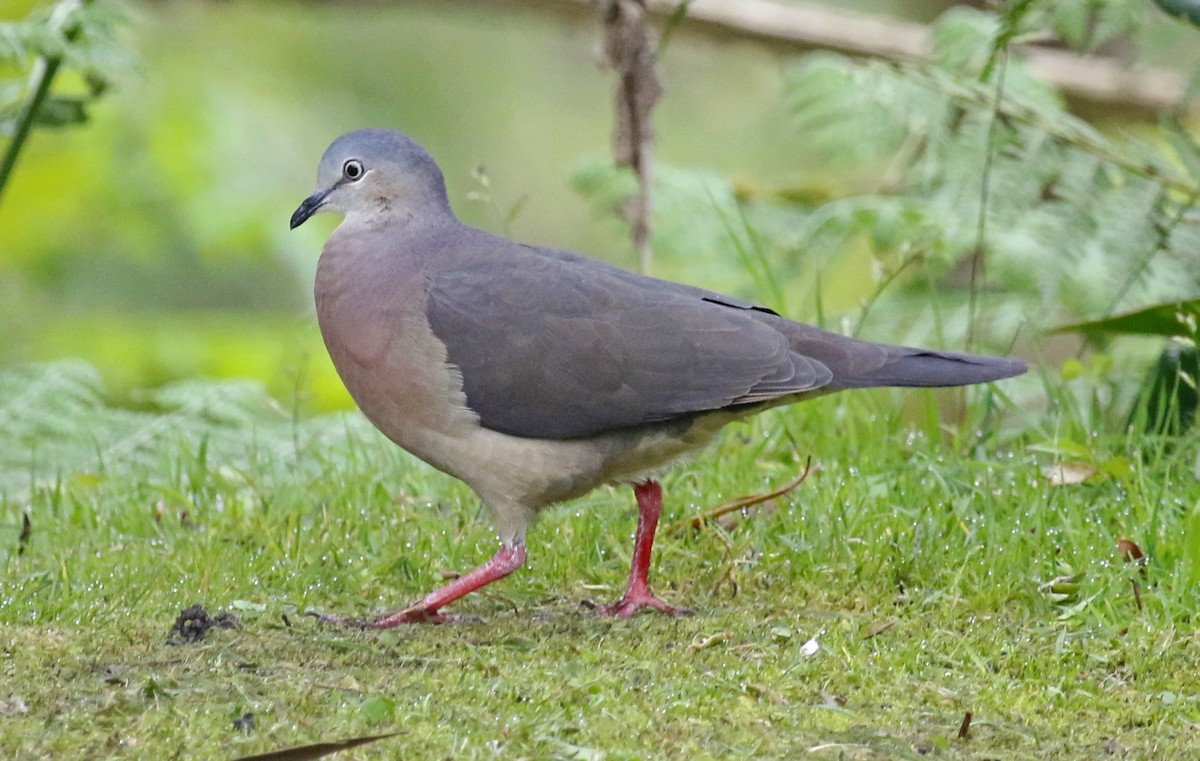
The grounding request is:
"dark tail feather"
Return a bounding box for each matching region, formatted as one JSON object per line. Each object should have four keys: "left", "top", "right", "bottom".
{"left": 838, "top": 349, "right": 1027, "bottom": 389}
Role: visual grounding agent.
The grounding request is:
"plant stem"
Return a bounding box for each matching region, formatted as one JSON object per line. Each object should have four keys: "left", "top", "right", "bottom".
{"left": 0, "top": 0, "right": 84, "bottom": 207}
{"left": 966, "top": 50, "right": 1009, "bottom": 353}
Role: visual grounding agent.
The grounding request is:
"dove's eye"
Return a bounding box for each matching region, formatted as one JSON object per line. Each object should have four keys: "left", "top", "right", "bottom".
{"left": 343, "top": 159, "right": 364, "bottom": 181}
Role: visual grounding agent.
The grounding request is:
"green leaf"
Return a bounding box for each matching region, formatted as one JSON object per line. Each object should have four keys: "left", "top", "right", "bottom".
{"left": 1060, "top": 358, "right": 1085, "bottom": 381}
{"left": 1050, "top": 300, "right": 1200, "bottom": 340}
{"left": 657, "top": 0, "right": 693, "bottom": 55}
{"left": 1184, "top": 503, "right": 1200, "bottom": 588}
{"left": 1155, "top": 0, "right": 1200, "bottom": 26}
{"left": 1166, "top": 121, "right": 1200, "bottom": 186}
{"left": 930, "top": 6, "right": 998, "bottom": 71}
{"left": 360, "top": 695, "right": 397, "bottom": 724}
{"left": 1133, "top": 344, "right": 1198, "bottom": 435}
{"left": 1047, "top": 0, "right": 1140, "bottom": 51}
{"left": 31, "top": 95, "right": 89, "bottom": 127}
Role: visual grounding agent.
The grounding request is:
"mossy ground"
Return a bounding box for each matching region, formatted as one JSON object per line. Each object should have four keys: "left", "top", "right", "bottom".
{"left": 2, "top": 383, "right": 1198, "bottom": 759}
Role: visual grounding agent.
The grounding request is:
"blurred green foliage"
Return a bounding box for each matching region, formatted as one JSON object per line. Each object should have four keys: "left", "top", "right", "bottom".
{"left": 569, "top": 2, "right": 1200, "bottom": 435}
{"left": 1, "top": 1, "right": 825, "bottom": 412}
{"left": 1, "top": 0, "right": 1199, "bottom": 433}
{"left": 0, "top": 0, "right": 129, "bottom": 157}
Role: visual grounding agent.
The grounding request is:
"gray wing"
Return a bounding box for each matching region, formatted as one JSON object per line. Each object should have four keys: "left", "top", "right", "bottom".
{"left": 425, "top": 250, "right": 832, "bottom": 440}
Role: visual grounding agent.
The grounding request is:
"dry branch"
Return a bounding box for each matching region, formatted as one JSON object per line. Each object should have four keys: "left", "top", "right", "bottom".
{"left": 599, "top": 0, "right": 661, "bottom": 273}
{"left": 464, "top": 0, "right": 1189, "bottom": 116}
{"left": 668, "top": 456, "right": 817, "bottom": 536}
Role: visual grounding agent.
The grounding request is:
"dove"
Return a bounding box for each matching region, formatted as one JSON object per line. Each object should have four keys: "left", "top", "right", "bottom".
{"left": 290, "top": 129, "right": 1025, "bottom": 626}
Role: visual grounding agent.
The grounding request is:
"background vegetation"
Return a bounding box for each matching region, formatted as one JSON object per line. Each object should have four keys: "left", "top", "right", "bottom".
{"left": 3, "top": 0, "right": 1200, "bottom": 758}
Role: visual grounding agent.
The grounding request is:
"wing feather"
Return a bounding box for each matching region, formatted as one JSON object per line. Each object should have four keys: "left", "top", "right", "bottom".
{"left": 425, "top": 246, "right": 827, "bottom": 439}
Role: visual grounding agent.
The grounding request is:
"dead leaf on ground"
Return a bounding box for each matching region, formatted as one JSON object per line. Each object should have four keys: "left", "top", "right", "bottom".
{"left": 1043, "top": 462, "right": 1098, "bottom": 485}
{"left": 745, "top": 682, "right": 788, "bottom": 705}
{"left": 865, "top": 619, "right": 896, "bottom": 638}
{"left": 1116, "top": 538, "right": 1145, "bottom": 564}
{"left": 688, "top": 631, "right": 731, "bottom": 651}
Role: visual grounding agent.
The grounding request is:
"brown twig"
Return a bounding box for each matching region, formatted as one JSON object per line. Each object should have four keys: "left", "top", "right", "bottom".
{"left": 669, "top": 455, "right": 817, "bottom": 536}
{"left": 17, "top": 513, "right": 32, "bottom": 556}
{"left": 599, "top": 0, "right": 662, "bottom": 273}
{"left": 1117, "top": 538, "right": 1147, "bottom": 613}
{"left": 957, "top": 710, "right": 973, "bottom": 740}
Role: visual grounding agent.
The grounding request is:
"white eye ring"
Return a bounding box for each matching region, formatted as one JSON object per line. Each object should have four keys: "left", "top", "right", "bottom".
{"left": 343, "top": 159, "right": 365, "bottom": 181}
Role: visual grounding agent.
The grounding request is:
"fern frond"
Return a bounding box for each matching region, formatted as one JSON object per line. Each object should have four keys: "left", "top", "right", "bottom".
{"left": 0, "top": 361, "right": 397, "bottom": 504}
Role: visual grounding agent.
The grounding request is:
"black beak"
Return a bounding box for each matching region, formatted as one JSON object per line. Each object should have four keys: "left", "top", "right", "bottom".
{"left": 290, "top": 187, "right": 332, "bottom": 229}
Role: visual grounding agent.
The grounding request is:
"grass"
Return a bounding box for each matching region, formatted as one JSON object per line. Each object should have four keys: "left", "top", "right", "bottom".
{"left": 1, "top": 362, "right": 1199, "bottom": 759}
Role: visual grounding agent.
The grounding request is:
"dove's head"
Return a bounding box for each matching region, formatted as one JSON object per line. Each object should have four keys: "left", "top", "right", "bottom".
{"left": 290, "top": 129, "right": 451, "bottom": 229}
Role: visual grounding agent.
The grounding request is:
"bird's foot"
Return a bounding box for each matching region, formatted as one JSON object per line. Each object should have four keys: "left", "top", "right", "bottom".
{"left": 304, "top": 606, "right": 472, "bottom": 628}
{"left": 303, "top": 543, "right": 526, "bottom": 628}
{"left": 369, "top": 605, "right": 478, "bottom": 626}
{"left": 589, "top": 481, "right": 693, "bottom": 618}
{"left": 591, "top": 591, "right": 693, "bottom": 618}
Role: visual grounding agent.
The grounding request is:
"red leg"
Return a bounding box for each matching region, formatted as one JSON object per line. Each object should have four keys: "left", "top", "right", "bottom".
{"left": 598, "top": 480, "right": 691, "bottom": 618}
{"left": 309, "top": 543, "right": 526, "bottom": 628}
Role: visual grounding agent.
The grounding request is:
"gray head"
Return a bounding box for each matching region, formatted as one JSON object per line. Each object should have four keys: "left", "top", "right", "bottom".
{"left": 290, "top": 129, "right": 452, "bottom": 229}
